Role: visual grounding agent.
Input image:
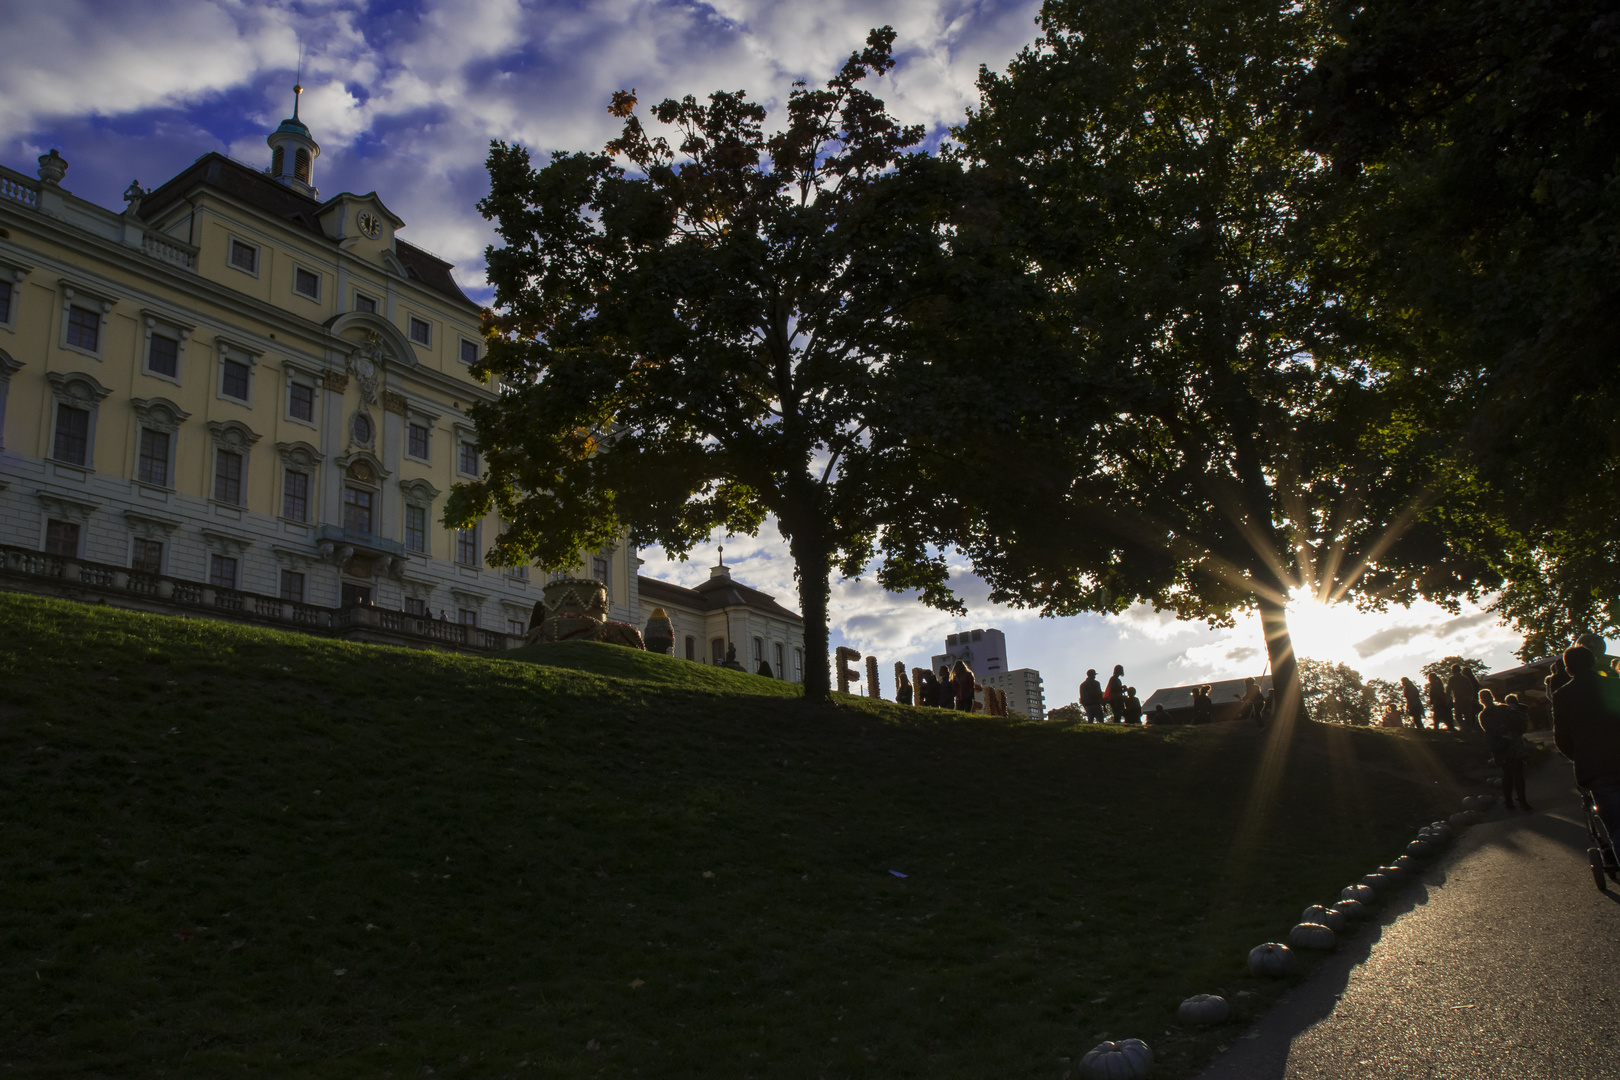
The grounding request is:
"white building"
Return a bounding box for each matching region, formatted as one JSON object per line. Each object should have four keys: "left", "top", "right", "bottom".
{"left": 638, "top": 559, "right": 805, "bottom": 681}
{"left": 931, "top": 626, "right": 1044, "bottom": 719}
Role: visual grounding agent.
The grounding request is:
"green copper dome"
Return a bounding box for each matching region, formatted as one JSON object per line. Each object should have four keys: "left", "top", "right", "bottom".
{"left": 274, "top": 116, "right": 312, "bottom": 139}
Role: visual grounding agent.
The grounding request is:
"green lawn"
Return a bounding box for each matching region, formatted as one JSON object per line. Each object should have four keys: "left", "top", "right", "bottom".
{"left": 0, "top": 593, "right": 1478, "bottom": 1078}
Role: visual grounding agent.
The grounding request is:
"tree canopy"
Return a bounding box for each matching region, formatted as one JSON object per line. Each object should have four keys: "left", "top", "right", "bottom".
{"left": 947, "top": 0, "right": 1506, "bottom": 714}
{"left": 449, "top": 28, "right": 991, "bottom": 700}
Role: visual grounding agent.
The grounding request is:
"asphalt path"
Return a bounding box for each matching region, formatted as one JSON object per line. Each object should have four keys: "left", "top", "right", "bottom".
{"left": 1194, "top": 746, "right": 1620, "bottom": 1079}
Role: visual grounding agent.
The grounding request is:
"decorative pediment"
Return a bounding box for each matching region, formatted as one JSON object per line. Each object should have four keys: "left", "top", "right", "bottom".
{"left": 399, "top": 477, "right": 441, "bottom": 504}
{"left": 276, "top": 440, "right": 323, "bottom": 470}
{"left": 207, "top": 419, "right": 261, "bottom": 450}
{"left": 271, "top": 544, "right": 318, "bottom": 571}
{"left": 59, "top": 279, "right": 116, "bottom": 313}
{"left": 131, "top": 396, "right": 190, "bottom": 433}
{"left": 124, "top": 509, "right": 182, "bottom": 538}
{"left": 36, "top": 489, "right": 99, "bottom": 523}
{"left": 451, "top": 587, "right": 488, "bottom": 608}
{"left": 0, "top": 348, "right": 22, "bottom": 381}
{"left": 46, "top": 370, "right": 112, "bottom": 407}
{"left": 214, "top": 334, "right": 262, "bottom": 363}
{"left": 335, "top": 448, "right": 389, "bottom": 482}
{"left": 200, "top": 528, "right": 253, "bottom": 556}
{"left": 326, "top": 311, "right": 414, "bottom": 369}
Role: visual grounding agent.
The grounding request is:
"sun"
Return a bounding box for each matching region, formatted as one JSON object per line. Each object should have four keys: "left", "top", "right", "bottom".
{"left": 1283, "top": 588, "right": 1382, "bottom": 668}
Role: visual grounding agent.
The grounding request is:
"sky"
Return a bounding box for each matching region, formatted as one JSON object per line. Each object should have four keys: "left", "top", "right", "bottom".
{"left": 0, "top": 0, "right": 1526, "bottom": 703}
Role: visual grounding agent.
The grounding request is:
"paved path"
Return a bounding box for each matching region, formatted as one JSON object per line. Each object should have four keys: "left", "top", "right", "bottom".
{"left": 1196, "top": 751, "right": 1620, "bottom": 1079}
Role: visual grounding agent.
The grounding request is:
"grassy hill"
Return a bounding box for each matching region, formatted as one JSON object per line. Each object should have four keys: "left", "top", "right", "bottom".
{"left": 0, "top": 593, "right": 1478, "bottom": 1078}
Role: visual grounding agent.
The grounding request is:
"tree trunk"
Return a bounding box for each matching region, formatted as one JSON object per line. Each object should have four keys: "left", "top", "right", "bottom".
{"left": 790, "top": 528, "right": 832, "bottom": 702}
{"left": 1257, "top": 591, "right": 1301, "bottom": 724}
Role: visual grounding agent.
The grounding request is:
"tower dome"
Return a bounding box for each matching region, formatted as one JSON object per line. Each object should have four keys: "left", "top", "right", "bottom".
{"left": 267, "top": 83, "right": 320, "bottom": 197}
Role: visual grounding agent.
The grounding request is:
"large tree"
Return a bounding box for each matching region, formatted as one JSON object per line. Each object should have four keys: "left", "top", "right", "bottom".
{"left": 945, "top": 0, "right": 1506, "bottom": 716}
{"left": 447, "top": 29, "right": 977, "bottom": 700}
{"left": 1299, "top": 0, "right": 1620, "bottom": 656}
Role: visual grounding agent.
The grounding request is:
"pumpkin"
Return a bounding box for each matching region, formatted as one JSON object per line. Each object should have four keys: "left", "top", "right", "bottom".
{"left": 1341, "top": 884, "right": 1376, "bottom": 904}
{"left": 1378, "top": 864, "right": 1407, "bottom": 880}
{"left": 1361, "top": 872, "right": 1394, "bottom": 891}
{"left": 1301, "top": 904, "right": 1346, "bottom": 933}
{"left": 1289, "top": 922, "right": 1337, "bottom": 950}
{"left": 1448, "top": 811, "right": 1478, "bottom": 828}
{"left": 1394, "top": 855, "right": 1419, "bottom": 872}
{"left": 1406, "top": 840, "right": 1434, "bottom": 857}
{"left": 1333, "top": 898, "right": 1366, "bottom": 920}
{"left": 1078, "top": 1038, "right": 1153, "bottom": 1079}
{"left": 1178, "top": 994, "right": 1230, "bottom": 1027}
{"left": 1462, "top": 795, "right": 1482, "bottom": 811}
{"left": 1248, "top": 941, "right": 1296, "bottom": 977}
{"left": 1478, "top": 793, "right": 1497, "bottom": 808}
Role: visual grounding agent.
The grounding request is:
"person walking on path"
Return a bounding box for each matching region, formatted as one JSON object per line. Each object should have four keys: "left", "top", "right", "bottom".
{"left": 1104, "top": 665, "right": 1126, "bottom": 722}
{"left": 1552, "top": 643, "right": 1620, "bottom": 842}
{"left": 1480, "top": 689, "right": 1532, "bottom": 809}
{"left": 1079, "top": 669, "right": 1104, "bottom": 723}
{"left": 1449, "top": 663, "right": 1483, "bottom": 736}
{"left": 1427, "top": 671, "right": 1454, "bottom": 730}
{"left": 1400, "top": 676, "right": 1425, "bottom": 728}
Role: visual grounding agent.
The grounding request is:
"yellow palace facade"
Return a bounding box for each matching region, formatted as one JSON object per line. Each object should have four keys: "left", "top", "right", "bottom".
{"left": 0, "top": 103, "right": 805, "bottom": 670}
{"left": 0, "top": 105, "right": 645, "bottom": 648}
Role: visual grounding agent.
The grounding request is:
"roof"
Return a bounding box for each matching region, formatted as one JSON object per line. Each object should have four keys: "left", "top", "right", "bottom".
{"left": 637, "top": 573, "right": 802, "bottom": 623}
{"left": 137, "top": 152, "right": 476, "bottom": 310}
{"left": 1141, "top": 675, "right": 1273, "bottom": 714}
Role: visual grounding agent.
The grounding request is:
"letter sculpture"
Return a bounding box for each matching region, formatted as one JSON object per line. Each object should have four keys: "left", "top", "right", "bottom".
{"left": 835, "top": 647, "right": 862, "bottom": 694}
{"left": 865, "top": 655, "right": 881, "bottom": 699}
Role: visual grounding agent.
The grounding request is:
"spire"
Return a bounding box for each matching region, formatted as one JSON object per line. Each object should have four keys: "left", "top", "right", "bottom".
{"left": 267, "top": 77, "right": 320, "bottom": 197}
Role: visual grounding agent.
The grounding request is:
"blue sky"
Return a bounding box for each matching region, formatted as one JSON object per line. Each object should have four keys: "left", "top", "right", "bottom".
{"left": 0, "top": 0, "right": 1524, "bottom": 703}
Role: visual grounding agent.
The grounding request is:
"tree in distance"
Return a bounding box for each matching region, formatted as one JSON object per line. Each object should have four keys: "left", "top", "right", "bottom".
{"left": 946, "top": 0, "right": 1508, "bottom": 718}
{"left": 1298, "top": 658, "right": 1375, "bottom": 725}
{"left": 1299, "top": 0, "right": 1620, "bottom": 658}
{"left": 447, "top": 28, "right": 977, "bottom": 701}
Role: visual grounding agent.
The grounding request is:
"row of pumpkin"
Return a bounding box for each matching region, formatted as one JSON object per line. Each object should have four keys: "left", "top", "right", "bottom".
{"left": 1075, "top": 793, "right": 1495, "bottom": 1079}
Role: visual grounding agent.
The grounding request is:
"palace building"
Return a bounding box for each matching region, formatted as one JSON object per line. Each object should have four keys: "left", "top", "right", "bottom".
{"left": 0, "top": 96, "right": 803, "bottom": 674}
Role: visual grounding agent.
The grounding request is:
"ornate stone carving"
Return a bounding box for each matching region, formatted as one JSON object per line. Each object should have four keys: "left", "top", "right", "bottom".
{"left": 131, "top": 397, "right": 190, "bottom": 434}
{"left": 124, "top": 510, "right": 181, "bottom": 539}
{"left": 36, "top": 490, "right": 99, "bottom": 524}
{"left": 207, "top": 419, "right": 261, "bottom": 451}
{"left": 200, "top": 527, "right": 253, "bottom": 557}
{"left": 323, "top": 371, "right": 349, "bottom": 394}
{"left": 346, "top": 334, "right": 384, "bottom": 405}
{"left": 46, "top": 370, "right": 112, "bottom": 408}
{"left": 276, "top": 440, "right": 322, "bottom": 469}
{"left": 383, "top": 390, "right": 408, "bottom": 414}
{"left": 525, "top": 577, "right": 645, "bottom": 650}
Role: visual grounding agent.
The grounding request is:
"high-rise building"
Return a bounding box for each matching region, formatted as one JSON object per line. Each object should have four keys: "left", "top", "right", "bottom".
{"left": 931, "top": 627, "right": 1044, "bottom": 719}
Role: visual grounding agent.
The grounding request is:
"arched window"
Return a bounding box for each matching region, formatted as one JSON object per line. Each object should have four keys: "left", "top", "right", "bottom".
{"left": 753, "top": 638, "right": 763, "bottom": 668}
{"left": 793, "top": 648, "right": 803, "bottom": 683}
{"left": 775, "top": 643, "right": 784, "bottom": 679}
{"left": 685, "top": 636, "right": 695, "bottom": 661}
{"left": 294, "top": 148, "right": 311, "bottom": 184}
{"left": 271, "top": 146, "right": 285, "bottom": 177}
{"left": 711, "top": 637, "right": 725, "bottom": 664}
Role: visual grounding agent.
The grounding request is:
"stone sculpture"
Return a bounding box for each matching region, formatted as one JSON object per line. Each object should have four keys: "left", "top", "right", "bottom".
{"left": 525, "top": 577, "right": 645, "bottom": 650}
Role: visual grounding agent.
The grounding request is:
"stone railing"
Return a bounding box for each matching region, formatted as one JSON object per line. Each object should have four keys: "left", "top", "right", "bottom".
{"left": 142, "top": 232, "right": 198, "bottom": 271}
{"left": 0, "top": 168, "right": 39, "bottom": 208}
{"left": 0, "top": 542, "right": 525, "bottom": 654}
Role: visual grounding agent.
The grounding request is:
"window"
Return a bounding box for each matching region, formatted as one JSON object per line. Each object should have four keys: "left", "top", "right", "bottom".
{"left": 137, "top": 428, "right": 170, "bottom": 487}
{"left": 354, "top": 292, "right": 377, "bottom": 314}
{"left": 592, "top": 556, "right": 610, "bottom": 586}
{"left": 229, "top": 239, "right": 258, "bottom": 273}
{"left": 459, "top": 338, "right": 478, "bottom": 365}
{"left": 508, "top": 619, "right": 525, "bottom": 636}
{"left": 352, "top": 413, "right": 374, "bottom": 444}
{"left": 65, "top": 305, "right": 100, "bottom": 352}
{"left": 458, "top": 608, "right": 479, "bottom": 627}
{"left": 221, "top": 358, "right": 250, "bottom": 401}
{"left": 283, "top": 470, "right": 309, "bottom": 522}
{"left": 0, "top": 280, "right": 11, "bottom": 324}
{"left": 279, "top": 569, "right": 306, "bottom": 603}
{"left": 53, "top": 404, "right": 90, "bottom": 465}
{"left": 685, "top": 636, "right": 696, "bottom": 661}
{"left": 754, "top": 638, "right": 763, "bottom": 668}
{"left": 44, "top": 519, "right": 80, "bottom": 557}
{"left": 458, "top": 440, "right": 479, "bottom": 475}
{"left": 507, "top": 565, "right": 530, "bottom": 581}
{"left": 456, "top": 526, "right": 480, "bottom": 566}
{"left": 407, "top": 422, "right": 429, "bottom": 459}
{"left": 794, "top": 648, "right": 803, "bottom": 683}
{"left": 214, "top": 449, "right": 243, "bottom": 504}
{"left": 147, "top": 334, "right": 179, "bottom": 378}
{"left": 342, "top": 583, "right": 372, "bottom": 607}
{"left": 775, "top": 643, "right": 784, "bottom": 679}
{"left": 288, "top": 382, "right": 315, "bottom": 422}
{"left": 404, "top": 597, "right": 426, "bottom": 617}
{"left": 711, "top": 638, "right": 725, "bottom": 664}
{"left": 343, "top": 487, "right": 374, "bottom": 534}
{"left": 293, "top": 267, "right": 320, "bottom": 299}
{"left": 132, "top": 539, "right": 163, "bottom": 574}
{"left": 209, "top": 554, "right": 238, "bottom": 589}
{"left": 409, "top": 316, "right": 431, "bottom": 345}
{"left": 404, "top": 505, "right": 427, "bottom": 553}
{"left": 294, "top": 148, "right": 311, "bottom": 184}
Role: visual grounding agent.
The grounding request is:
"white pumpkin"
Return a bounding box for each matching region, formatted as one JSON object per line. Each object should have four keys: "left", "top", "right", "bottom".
{"left": 1248, "top": 941, "right": 1296, "bottom": 977}
{"left": 1079, "top": 1038, "right": 1153, "bottom": 1080}
{"left": 1301, "top": 904, "right": 1346, "bottom": 933}
{"left": 1178, "top": 993, "right": 1230, "bottom": 1027}
{"left": 1406, "top": 839, "right": 1434, "bottom": 857}
{"left": 1341, "top": 884, "right": 1376, "bottom": 904}
{"left": 1478, "top": 793, "right": 1497, "bottom": 808}
{"left": 1289, "top": 922, "right": 1337, "bottom": 950}
{"left": 1333, "top": 898, "right": 1366, "bottom": 920}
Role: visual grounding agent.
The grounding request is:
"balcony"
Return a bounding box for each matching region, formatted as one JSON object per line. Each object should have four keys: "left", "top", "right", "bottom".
{"left": 316, "top": 524, "right": 405, "bottom": 559}
{"left": 0, "top": 542, "right": 522, "bottom": 655}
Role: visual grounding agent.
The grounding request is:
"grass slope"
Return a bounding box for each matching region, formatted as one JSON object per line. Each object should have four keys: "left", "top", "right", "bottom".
{"left": 0, "top": 594, "right": 1477, "bottom": 1078}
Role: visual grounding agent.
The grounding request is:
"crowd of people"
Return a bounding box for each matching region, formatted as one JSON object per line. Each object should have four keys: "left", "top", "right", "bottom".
{"left": 1077, "top": 665, "right": 1144, "bottom": 723}
{"left": 1385, "top": 665, "right": 1487, "bottom": 732}
{"left": 895, "top": 660, "right": 1009, "bottom": 715}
